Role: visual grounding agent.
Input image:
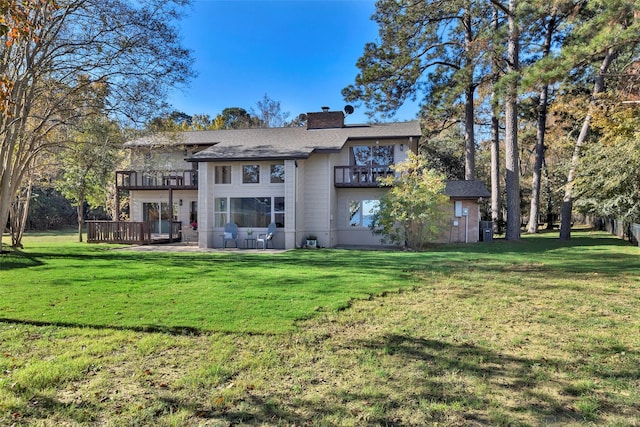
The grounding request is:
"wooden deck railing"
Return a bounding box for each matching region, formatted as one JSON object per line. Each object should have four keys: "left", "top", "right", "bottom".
{"left": 116, "top": 170, "right": 197, "bottom": 190}
{"left": 334, "top": 165, "right": 394, "bottom": 188}
{"left": 87, "top": 221, "right": 152, "bottom": 244}
{"left": 86, "top": 221, "right": 183, "bottom": 244}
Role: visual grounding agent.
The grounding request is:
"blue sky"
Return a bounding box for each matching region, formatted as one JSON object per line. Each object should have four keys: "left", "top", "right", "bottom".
{"left": 167, "top": 0, "right": 419, "bottom": 125}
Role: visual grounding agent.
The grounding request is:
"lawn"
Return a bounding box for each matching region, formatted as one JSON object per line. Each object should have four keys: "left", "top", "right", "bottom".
{"left": 0, "top": 230, "right": 639, "bottom": 426}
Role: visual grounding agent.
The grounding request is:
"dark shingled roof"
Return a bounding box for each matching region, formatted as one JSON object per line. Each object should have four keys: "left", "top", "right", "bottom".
{"left": 125, "top": 122, "right": 422, "bottom": 162}
{"left": 445, "top": 180, "right": 491, "bottom": 199}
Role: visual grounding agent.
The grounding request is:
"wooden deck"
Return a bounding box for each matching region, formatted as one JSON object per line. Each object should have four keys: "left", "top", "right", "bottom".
{"left": 87, "top": 221, "right": 182, "bottom": 244}
{"left": 115, "top": 170, "right": 197, "bottom": 190}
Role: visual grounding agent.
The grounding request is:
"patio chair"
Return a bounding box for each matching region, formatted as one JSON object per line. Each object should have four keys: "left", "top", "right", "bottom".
{"left": 257, "top": 222, "right": 276, "bottom": 249}
{"left": 223, "top": 222, "right": 239, "bottom": 248}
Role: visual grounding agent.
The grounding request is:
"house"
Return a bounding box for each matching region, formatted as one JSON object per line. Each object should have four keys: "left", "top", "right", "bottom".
{"left": 112, "top": 108, "right": 489, "bottom": 248}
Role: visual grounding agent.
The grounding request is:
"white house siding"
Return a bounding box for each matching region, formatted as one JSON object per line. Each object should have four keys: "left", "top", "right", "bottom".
{"left": 298, "top": 153, "right": 332, "bottom": 248}
{"left": 293, "top": 140, "right": 414, "bottom": 249}
{"left": 336, "top": 187, "right": 388, "bottom": 246}
{"left": 330, "top": 139, "right": 410, "bottom": 248}
{"left": 283, "top": 160, "right": 297, "bottom": 249}
{"left": 294, "top": 159, "right": 306, "bottom": 248}
{"left": 198, "top": 163, "right": 215, "bottom": 248}
{"left": 199, "top": 160, "right": 287, "bottom": 249}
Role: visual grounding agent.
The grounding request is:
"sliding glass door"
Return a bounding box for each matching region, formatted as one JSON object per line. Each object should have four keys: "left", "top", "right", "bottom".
{"left": 143, "top": 202, "right": 172, "bottom": 233}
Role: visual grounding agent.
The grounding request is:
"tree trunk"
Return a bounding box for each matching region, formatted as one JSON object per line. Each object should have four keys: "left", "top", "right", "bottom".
{"left": 543, "top": 158, "right": 555, "bottom": 230}
{"left": 559, "top": 48, "right": 617, "bottom": 240}
{"left": 464, "top": 11, "right": 475, "bottom": 181}
{"left": 464, "top": 84, "right": 475, "bottom": 180}
{"left": 490, "top": 7, "right": 502, "bottom": 233}
{"left": 527, "top": 16, "right": 555, "bottom": 234}
{"left": 491, "top": 110, "right": 501, "bottom": 231}
{"left": 504, "top": 0, "right": 521, "bottom": 241}
{"left": 77, "top": 193, "right": 86, "bottom": 242}
{"left": 527, "top": 85, "right": 549, "bottom": 233}
{"left": 9, "top": 181, "right": 33, "bottom": 249}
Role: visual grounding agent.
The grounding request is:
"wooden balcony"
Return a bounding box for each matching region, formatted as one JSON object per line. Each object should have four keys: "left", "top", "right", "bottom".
{"left": 116, "top": 170, "right": 197, "bottom": 190}
{"left": 334, "top": 165, "right": 394, "bottom": 188}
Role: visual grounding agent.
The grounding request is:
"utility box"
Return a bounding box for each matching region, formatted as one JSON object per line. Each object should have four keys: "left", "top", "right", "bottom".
{"left": 480, "top": 221, "right": 493, "bottom": 242}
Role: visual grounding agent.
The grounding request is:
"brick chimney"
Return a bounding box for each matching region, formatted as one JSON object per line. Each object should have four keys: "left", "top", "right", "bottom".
{"left": 306, "top": 107, "right": 345, "bottom": 129}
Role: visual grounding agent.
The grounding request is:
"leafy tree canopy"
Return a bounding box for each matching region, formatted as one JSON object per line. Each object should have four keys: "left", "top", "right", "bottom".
{"left": 371, "top": 152, "right": 450, "bottom": 250}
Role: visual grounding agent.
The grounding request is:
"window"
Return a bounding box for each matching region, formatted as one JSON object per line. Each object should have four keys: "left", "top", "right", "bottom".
{"left": 351, "top": 145, "right": 394, "bottom": 166}
{"left": 190, "top": 201, "right": 198, "bottom": 224}
{"left": 274, "top": 197, "right": 285, "bottom": 227}
{"left": 242, "top": 165, "right": 260, "bottom": 183}
{"left": 213, "top": 197, "right": 285, "bottom": 228}
{"left": 270, "top": 164, "right": 285, "bottom": 183}
{"left": 214, "top": 198, "right": 227, "bottom": 227}
{"left": 349, "top": 200, "right": 379, "bottom": 228}
{"left": 215, "top": 165, "right": 231, "bottom": 184}
{"left": 231, "top": 197, "right": 271, "bottom": 227}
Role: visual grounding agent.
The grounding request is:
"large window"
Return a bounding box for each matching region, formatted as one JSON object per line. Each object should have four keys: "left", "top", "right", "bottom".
{"left": 351, "top": 145, "right": 394, "bottom": 166}
{"left": 349, "top": 200, "right": 379, "bottom": 228}
{"left": 214, "top": 197, "right": 285, "bottom": 228}
{"left": 215, "top": 165, "right": 231, "bottom": 184}
{"left": 270, "top": 164, "right": 285, "bottom": 183}
{"left": 231, "top": 197, "right": 270, "bottom": 227}
{"left": 242, "top": 165, "right": 260, "bottom": 183}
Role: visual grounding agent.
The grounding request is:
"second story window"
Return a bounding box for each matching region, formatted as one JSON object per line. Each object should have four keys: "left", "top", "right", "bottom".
{"left": 270, "top": 164, "right": 285, "bottom": 183}
{"left": 215, "top": 165, "right": 231, "bottom": 184}
{"left": 351, "top": 145, "right": 394, "bottom": 166}
{"left": 243, "top": 165, "right": 260, "bottom": 183}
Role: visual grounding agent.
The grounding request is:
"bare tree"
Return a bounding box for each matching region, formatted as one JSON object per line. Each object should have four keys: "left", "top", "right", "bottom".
{"left": 252, "top": 94, "right": 290, "bottom": 128}
{"left": 0, "top": 0, "right": 194, "bottom": 246}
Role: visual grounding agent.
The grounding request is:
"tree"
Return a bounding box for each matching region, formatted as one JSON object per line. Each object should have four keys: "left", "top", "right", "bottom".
{"left": 493, "top": 0, "right": 522, "bottom": 240}
{"left": 252, "top": 94, "right": 290, "bottom": 128}
{"left": 0, "top": 0, "right": 194, "bottom": 246}
{"left": 56, "top": 116, "right": 122, "bottom": 242}
{"left": 0, "top": 0, "right": 58, "bottom": 114}
{"left": 573, "top": 97, "right": 640, "bottom": 223}
{"left": 488, "top": 6, "right": 503, "bottom": 232}
{"left": 343, "top": 0, "right": 493, "bottom": 180}
{"left": 557, "top": 0, "right": 640, "bottom": 239}
{"left": 522, "top": 3, "right": 572, "bottom": 233}
{"left": 212, "top": 107, "right": 260, "bottom": 130}
{"left": 420, "top": 126, "right": 465, "bottom": 179}
{"left": 371, "top": 152, "right": 450, "bottom": 250}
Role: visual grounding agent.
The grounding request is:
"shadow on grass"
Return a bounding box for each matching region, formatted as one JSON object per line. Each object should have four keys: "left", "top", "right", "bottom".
{"left": 9, "top": 393, "right": 100, "bottom": 425}
{"left": 150, "top": 334, "right": 602, "bottom": 425}
{"left": 0, "top": 318, "right": 203, "bottom": 336}
{"left": 0, "top": 246, "right": 45, "bottom": 270}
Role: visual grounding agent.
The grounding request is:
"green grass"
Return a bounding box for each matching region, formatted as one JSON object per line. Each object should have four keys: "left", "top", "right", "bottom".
{"left": 1, "top": 229, "right": 639, "bottom": 426}
{"left": 1, "top": 233, "right": 418, "bottom": 333}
